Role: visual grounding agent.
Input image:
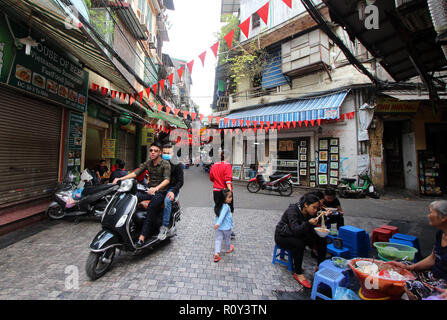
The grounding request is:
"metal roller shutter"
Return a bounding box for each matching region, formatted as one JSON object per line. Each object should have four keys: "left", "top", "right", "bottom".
{"left": 117, "top": 130, "right": 136, "bottom": 171}
{"left": 0, "top": 87, "right": 62, "bottom": 208}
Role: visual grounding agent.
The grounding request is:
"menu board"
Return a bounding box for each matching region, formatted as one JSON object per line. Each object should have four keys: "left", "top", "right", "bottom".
{"left": 102, "top": 138, "right": 116, "bottom": 159}
{"left": 67, "top": 112, "right": 84, "bottom": 173}
{"left": 0, "top": 15, "right": 89, "bottom": 112}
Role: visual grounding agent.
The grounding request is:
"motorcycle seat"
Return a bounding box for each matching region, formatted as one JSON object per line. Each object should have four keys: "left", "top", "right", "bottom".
{"left": 82, "top": 183, "right": 115, "bottom": 195}
{"left": 343, "top": 178, "right": 357, "bottom": 183}
{"left": 269, "top": 174, "right": 283, "bottom": 181}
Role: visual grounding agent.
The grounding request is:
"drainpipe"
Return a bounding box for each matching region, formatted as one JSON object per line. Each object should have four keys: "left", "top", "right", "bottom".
{"left": 427, "top": 0, "right": 447, "bottom": 60}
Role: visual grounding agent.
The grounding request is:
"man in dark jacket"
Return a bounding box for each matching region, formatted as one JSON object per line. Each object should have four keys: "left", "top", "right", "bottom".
{"left": 157, "top": 143, "right": 184, "bottom": 240}
{"left": 274, "top": 193, "right": 326, "bottom": 288}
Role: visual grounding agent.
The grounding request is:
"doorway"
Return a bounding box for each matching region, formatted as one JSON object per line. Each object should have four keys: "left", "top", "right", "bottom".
{"left": 383, "top": 121, "right": 405, "bottom": 188}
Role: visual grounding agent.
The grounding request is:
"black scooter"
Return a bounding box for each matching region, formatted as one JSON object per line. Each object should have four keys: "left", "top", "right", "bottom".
{"left": 85, "top": 179, "right": 182, "bottom": 280}
{"left": 46, "top": 169, "right": 119, "bottom": 221}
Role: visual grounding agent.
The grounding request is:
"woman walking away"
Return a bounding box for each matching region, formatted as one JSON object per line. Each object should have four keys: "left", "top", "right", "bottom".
{"left": 213, "top": 189, "right": 234, "bottom": 262}
{"left": 274, "top": 193, "right": 326, "bottom": 288}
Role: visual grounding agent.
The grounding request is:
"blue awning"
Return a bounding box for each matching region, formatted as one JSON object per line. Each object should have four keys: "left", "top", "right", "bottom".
{"left": 219, "top": 90, "right": 349, "bottom": 128}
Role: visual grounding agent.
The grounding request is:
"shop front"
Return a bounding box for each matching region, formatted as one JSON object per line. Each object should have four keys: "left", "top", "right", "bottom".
{"left": 0, "top": 14, "right": 88, "bottom": 227}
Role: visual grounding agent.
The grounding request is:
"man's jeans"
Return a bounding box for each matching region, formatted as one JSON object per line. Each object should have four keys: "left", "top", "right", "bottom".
{"left": 162, "top": 189, "right": 178, "bottom": 227}
{"left": 137, "top": 191, "right": 167, "bottom": 238}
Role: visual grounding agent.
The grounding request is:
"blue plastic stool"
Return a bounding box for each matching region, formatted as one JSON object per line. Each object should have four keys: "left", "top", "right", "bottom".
{"left": 311, "top": 268, "right": 349, "bottom": 300}
{"left": 318, "top": 259, "right": 351, "bottom": 287}
{"left": 327, "top": 243, "right": 350, "bottom": 258}
{"left": 391, "top": 233, "right": 421, "bottom": 261}
{"left": 272, "top": 245, "right": 294, "bottom": 272}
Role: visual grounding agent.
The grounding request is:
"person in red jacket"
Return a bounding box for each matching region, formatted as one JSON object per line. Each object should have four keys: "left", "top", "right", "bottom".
{"left": 209, "top": 149, "right": 235, "bottom": 238}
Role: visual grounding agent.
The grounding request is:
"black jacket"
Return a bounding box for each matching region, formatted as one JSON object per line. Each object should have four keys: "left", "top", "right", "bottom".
{"left": 275, "top": 203, "right": 314, "bottom": 239}
{"left": 168, "top": 162, "right": 184, "bottom": 195}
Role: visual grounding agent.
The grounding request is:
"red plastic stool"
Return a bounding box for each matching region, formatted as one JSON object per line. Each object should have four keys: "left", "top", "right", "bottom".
{"left": 371, "top": 228, "right": 392, "bottom": 245}
{"left": 380, "top": 225, "right": 398, "bottom": 236}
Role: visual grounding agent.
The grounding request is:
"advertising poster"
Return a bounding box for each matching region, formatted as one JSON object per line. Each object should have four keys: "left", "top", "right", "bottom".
{"left": 67, "top": 112, "right": 84, "bottom": 173}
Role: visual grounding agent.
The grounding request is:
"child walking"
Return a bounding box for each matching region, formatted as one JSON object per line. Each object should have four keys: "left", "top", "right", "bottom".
{"left": 213, "top": 189, "right": 234, "bottom": 262}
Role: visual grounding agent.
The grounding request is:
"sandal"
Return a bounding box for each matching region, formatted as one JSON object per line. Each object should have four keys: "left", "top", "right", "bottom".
{"left": 293, "top": 273, "right": 312, "bottom": 289}
{"left": 226, "top": 244, "right": 234, "bottom": 253}
{"left": 214, "top": 254, "right": 222, "bottom": 262}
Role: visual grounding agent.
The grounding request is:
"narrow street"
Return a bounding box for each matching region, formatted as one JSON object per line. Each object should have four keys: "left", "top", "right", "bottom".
{"left": 0, "top": 165, "right": 437, "bottom": 300}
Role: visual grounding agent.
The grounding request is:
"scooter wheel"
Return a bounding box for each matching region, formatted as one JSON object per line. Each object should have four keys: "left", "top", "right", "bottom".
{"left": 85, "top": 248, "right": 115, "bottom": 281}
{"left": 247, "top": 181, "right": 261, "bottom": 193}
{"left": 46, "top": 204, "right": 65, "bottom": 220}
{"left": 278, "top": 181, "right": 293, "bottom": 197}
{"left": 368, "top": 191, "right": 380, "bottom": 199}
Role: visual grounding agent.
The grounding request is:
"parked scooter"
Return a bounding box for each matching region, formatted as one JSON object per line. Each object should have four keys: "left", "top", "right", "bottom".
{"left": 337, "top": 170, "right": 380, "bottom": 199}
{"left": 46, "top": 169, "right": 119, "bottom": 221}
{"left": 85, "top": 179, "right": 182, "bottom": 280}
{"left": 247, "top": 168, "right": 293, "bottom": 196}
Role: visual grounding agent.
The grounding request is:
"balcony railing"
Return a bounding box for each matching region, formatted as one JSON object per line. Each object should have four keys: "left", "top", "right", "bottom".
{"left": 229, "top": 85, "right": 282, "bottom": 104}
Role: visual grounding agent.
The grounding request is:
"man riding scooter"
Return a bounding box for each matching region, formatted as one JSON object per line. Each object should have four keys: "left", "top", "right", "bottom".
{"left": 157, "top": 143, "right": 184, "bottom": 240}
{"left": 113, "top": 141, "right": 171, "bottom": 248}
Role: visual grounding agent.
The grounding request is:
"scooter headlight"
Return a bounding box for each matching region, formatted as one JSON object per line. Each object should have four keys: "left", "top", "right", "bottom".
{"left": 115, "top": 215, "right": 128, "bottom": 228}
{"left": 117, "top": 179, "right": 133, "bottom": 192}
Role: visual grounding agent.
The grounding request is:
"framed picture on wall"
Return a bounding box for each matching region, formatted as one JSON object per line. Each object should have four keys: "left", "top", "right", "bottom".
{"left": 300, "top": 147, "right": 307, "bottom": 154}
{"left": 310, "top": 175, "right": 316, "bottom": 181}
{"left": 243, "top": 168, "right": 251, "bottom": 180}
{"left": 319, "top": 139, "right": 328, "bottom": 150}
{"left": 330, "top": 139, "right": 338, "bottom": 146}
{"left": 319, "top": 163, "right": 327, "bottom": 173}
{"left": 330, "top": 177, "right": 338, "bottom": 185}
{"left": 300, "top": 154, "right": 307, "bottom": 161}
{"left": 310, "top": 182, "right": 316, "bottom": 187}
{"left": 232, "top": 165, "right": 241, "bottom": 180}
{"left": 330, "top": 146, "right": 339, "bottom": 154}
{"left": 300, "top": 140, "right": 307, "bottom": 147}
{"left": 299, "top": 169, "right": 307, "bottom": 176}
{"left": 319, "top": 151, "right": 328, "bottom": 162}
{"left": 310, "top": 168, "right": 316, "bottom": 174}
{"left": 318, "top": 174, "right": 328, "bottom": 185}
{"left": 330, "top": 170, "right": 338, "bottom": 177}
{"left": 309, "top": 161, "right": 316, "bottom": 167}
{"left": 330, "top": 154, "right": 339, "bottom": 162}
{"left": 300, "top": 162, "right": 307, "bottom": 168}
{"left": 330, "top": 162, "right": 339, "bottom": 169}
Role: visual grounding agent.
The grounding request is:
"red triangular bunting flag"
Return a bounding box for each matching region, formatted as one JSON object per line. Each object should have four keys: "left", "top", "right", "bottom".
{"left": 187, "top": 60, "right": 194, "bottom": 74}
{"left": 310, "top": 120, "right": 315, "bottom": 126}
{"left": 286, "top": 121, "right": 291, "bottom": 128}
{"left": 111, "top": 90, "right": 117, "bottom": 99}
{"left": 239, "top": 17, "right": 251, "bottom": 38}
{"left": 292, "top": 121, "right": 296, "bottom": 128}
{"left": 168, "top": 73, "right": 174, "bottom": 87}
{"left": 282, "top": 0, "right": 292, "bottom": 9}
{"left": 232, "top": 119, "right": 237, "bottom": 127}
{"left": 191, "top": 113, "right": 197, "bottom": 121}
{"left": 224, "top": 118, "right": 229, "bottom": 126}
{"left": 341, "top": 114, "right": 345, "bottom": 121}
{"left": 139, "top": 91, "right": 144, "bottom": 101}
{"left": 317, "top": 119, "right": 321, "bottom": 126}
{"left": 216, "top": 116, "right": 221, "bottom": 124}
{"left": 253, "top": 127, "right": 257, "bottom": 133}
{"left": 253, "top": 121, "right": 257, "bottom": 127}
{"left": 129, "top": 96, "right": 135, "bottom": 105}
{"left": 177, "top": 66, "right": 184, "bottom": 81}
{"left": 92, "top": 83, "right": 99, "bottom": 91}
{"left": 208, "top": 115, "right": 213, "bottom": 123}
{"left": 198, "top": 51, "right": 207, "bottom": 67}
{"left": 183, "top": 110, "right": 189, "bottom": 119}
{"left": 119, "top": 92, "right": 125, "bottom": 102}
{"left": 165, "top": 106, "right": 171, "bottom": 115}
{"left": 145, "top": 87, "right": 151, "bottom": 97}
{"left": 260, "top": 121, "right": 264, "bottom": 128}
{"left": 199, "top": 114, "right": 204, "bottom": 122}
{"left": 257, "top": 2, "right": 270, "bottom": 25}
{"left": 101, "top": 87, "right": 108, "bottom": 96}
{"left": 211, "top": 41, "right": 219, "bottom": 58}
{"left": 224, "top": 29, "right": 235, "bottom": 50}
{"left": 159, "top": 79, "right": 165, "bottom": 94}
{"left": 152, "top": 83, "right": 157, "bottom": 94}
{"left": 298, "top": 121, "right": 302, "bottom": 127}
{"left": 174, "top": 108, "right": 180, "bottom": 116}
{"left": 157, "top": 104, "right": 163, "bottom": 113}
{"left": 239, "top": 119, "right": 244, "bottom": 127}
{"left": 304, "top": 120, "right": 309, "bottom": 127}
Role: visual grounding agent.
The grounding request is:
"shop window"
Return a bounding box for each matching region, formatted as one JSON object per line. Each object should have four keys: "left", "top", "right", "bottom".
{"left": 359, "top": 141, "right": 368, "bottom": 155}
{"left": 252, "top": 12, "right": 260, "bottom": 29}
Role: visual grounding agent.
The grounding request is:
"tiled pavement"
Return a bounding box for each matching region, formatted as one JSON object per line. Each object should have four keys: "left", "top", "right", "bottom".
{"left": 0, "top": 204, "right": 399, "bottom": 300}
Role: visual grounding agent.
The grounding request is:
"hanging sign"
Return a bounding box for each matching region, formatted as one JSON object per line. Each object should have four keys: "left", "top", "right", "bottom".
{"left": 102, "top": 138, "right": 116, "bottom": 159}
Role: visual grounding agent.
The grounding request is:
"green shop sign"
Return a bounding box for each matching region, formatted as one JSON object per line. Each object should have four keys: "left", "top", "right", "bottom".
{"left": 0, "top": 15, "right": 89, "bottom": 112}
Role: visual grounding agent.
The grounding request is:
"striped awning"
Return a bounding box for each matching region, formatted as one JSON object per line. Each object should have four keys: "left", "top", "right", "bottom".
{"left": 219, "top": 90, "right": 349, "bottom": 128}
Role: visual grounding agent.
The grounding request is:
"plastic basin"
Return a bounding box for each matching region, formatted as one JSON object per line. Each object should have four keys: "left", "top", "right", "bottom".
{"left": 373, "top": 242, "right": 418, "bottom": 261}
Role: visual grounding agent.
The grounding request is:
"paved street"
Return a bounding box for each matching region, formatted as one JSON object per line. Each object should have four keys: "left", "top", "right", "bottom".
{"left": 0, "top": 165, "right": 438, "bottom": 300}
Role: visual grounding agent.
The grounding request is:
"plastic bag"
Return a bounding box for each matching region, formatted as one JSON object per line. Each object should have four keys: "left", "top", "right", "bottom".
{"left": 334, "top": 287, "right": 361, "bottom": 300}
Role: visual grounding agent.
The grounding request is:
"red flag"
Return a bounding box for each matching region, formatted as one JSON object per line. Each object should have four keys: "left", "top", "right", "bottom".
{"left": 177, "top": 66, "right": 184, "bottom": 81}
{"left": 129, "top": 95, "right": 135, "bottom": 105}
{"left": 187, "top": 60, "right": 194, "bottom": 74}
{"left": 139, "top": 91, "right": 144, "bottom": 101}
{"left": 159, "top": 79, "right": 165, "bottom": 94}
{"left": 111, "top": 90, "right": 117, "bottom": 99}
{"left": 246, "top": 120, "right": 251, "bottom": 127}
{"left": 157, "top": 104, "right": 163, "bottom": 113}
{"left": 253, "top": 127, "right": 257, "bottom": 133}
{"left": 252, "top": 121, "right": 257, "bottom": 127}
{"left": 272, "top": 122, "right": 277, "bottom": 129}
{"left": 304, "top": 120, "right": 309, "bottom": 127}
{"left": 292, "top": 121, "right": 296, "bottom": 128}
{"left": 215, "top": 116, "right": 221, "bottom": 124}
{"left": 198, "top": 51, "right": 207, "bottom": 67}
{"left": 199, "top": 114, "right": 204, "bottom": 122}
{"left": 280, "top": 121, "right": 284, "bottom": 128}
{"left": 266, "top": 121, "right": 270, "bottom": 127}
{"left": 168, "top": 73, "right": 174, "bottom": 87}
{"left": 191, "top": 113, "right": 197, "bottom": 121}
{"left": 239, "top": 119, "right": 244, "bottom": 127}
{"left": 239, "top": 17, "right": 251, "bottom": 38}
{"left": 257, "top": 2, "right": 270, "bottom": 25}
{"left": 286, "top": 121, "right": 291, "bottom": 128}
{"left": 341, "top": 114, "right": 345, "bottom": 121}
{"left": 298, "top": 121, "right": 302, "bottom": 127}
{"left": 101, "top": 87, "right": 108, "bottom": 96}
{"left": 183, "top": 110, "right": 189, "bottom": 119}
{"left": 317, "top": 119, "right": 321, "bottom": 126}
{"left": 224, "top": 118, "right": 229, "bottom": 126}
{"left": 224, "top": 29, "right": 235, "bottom": 50}
{"left": 210, "top": 41, "right": 219, "bottom": 58}
{"left": 232, "top": 119, "right": 237, "bottom": 127}
{"left": 152, "top": 83, "right": 157, "bottom": 94}
{"left": 208, "top": 115, "right": 213, "bottom": 123}
{"left": 260, "top": 121, "right": 264, "bottom": 128}
{"left": 145, "top": 87, "right": 151, "bottom": 97}
{"left": 119, "top": 92, "right": 125, "bottom": 102}
{"left": 92, "top": 83, "right": 99, "bottom": 91}
{"left": 310, "top": 120, "right": 315, "bottom": 126}
{"left": 282, "top": 0, "right": 292, "bottom": 9}
{"left": 165, "top": 106, "right": 171, "bottom": 115}
{"left": 174, "top": 108, "right": 180, "bottom": 116}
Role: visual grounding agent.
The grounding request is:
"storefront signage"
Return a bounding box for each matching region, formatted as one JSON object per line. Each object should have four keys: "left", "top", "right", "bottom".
{"left": 67, "top": 112, "right": 84, "bottom": 173}
{"left": 102, "top": 138, "right": 116, "bottom": 159}
{"left": 376, "top": 99, "right": 419, "bottom": 113}
{"left": 142, "top": 127, "right": 155, "bottom": 146}
{"left": 0, "top": 15, "right": 89, "bottom": 113}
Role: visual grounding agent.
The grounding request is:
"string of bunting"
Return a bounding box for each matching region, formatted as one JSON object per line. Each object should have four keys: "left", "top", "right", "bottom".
{"left": 91, "top": 0, "right": 352, "bottom": 131}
